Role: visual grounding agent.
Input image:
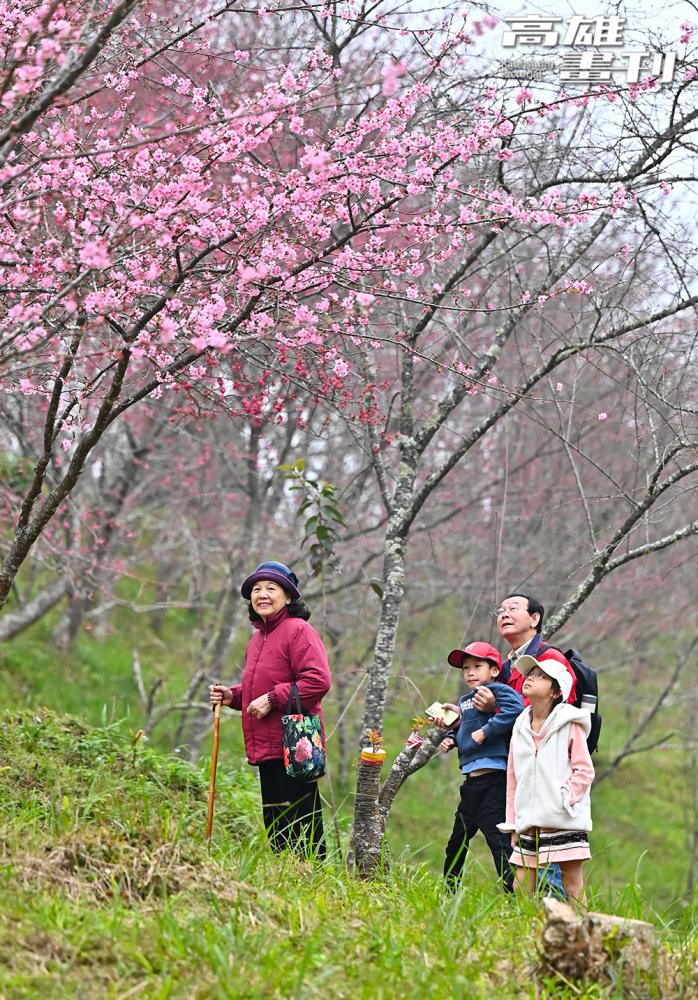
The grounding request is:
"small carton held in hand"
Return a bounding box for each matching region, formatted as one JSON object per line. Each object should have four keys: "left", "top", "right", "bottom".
{"left": 425, "top": 702, "right": 460, "bottom": 727}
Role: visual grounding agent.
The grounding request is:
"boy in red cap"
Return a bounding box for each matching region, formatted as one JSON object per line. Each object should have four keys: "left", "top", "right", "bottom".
{"left": 437, "top": 641, "right": 524, "bottom": 891}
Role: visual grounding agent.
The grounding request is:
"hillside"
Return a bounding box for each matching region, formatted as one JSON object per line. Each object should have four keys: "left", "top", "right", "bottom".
{"left": 1, "top": 710, "right": 696, "bottom": 999}
{"left": 1, "top": 603, "right": 694, "bottom": 913}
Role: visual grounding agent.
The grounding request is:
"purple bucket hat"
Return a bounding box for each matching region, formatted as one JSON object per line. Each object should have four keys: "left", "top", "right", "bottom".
{"left": 240, "top": 561, "right": 300, "bottom": 600}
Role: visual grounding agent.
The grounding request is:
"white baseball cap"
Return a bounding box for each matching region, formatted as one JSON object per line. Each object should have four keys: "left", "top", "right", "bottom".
{"left": 517, "top": 654, "right": 572, "bottom": 702}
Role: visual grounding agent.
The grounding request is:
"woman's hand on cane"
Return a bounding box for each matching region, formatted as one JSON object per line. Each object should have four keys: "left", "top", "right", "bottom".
{"left": 209, "top": 684, "right": 233, "bottom": 707}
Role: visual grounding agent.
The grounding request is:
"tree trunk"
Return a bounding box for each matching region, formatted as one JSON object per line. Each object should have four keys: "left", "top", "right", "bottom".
{"left": 178, "top": 574, "right": 246, "bottom": 759}
{"left": 350, "top": 336, "right": 420, "bottom": 877}
{"left": 52, "top": 589, "right": 89, "bottom": 650}
{"left": 174, "top": 425, "right": 263, "bottom": 758}
{"left": 358, "top": 544, "right": 405, "bottom": 735}
{"left": 334, "top": 668, "right": 349, "bottom": 784}
{"left": 349, "top": 531, "right": 406, "bottom": 875}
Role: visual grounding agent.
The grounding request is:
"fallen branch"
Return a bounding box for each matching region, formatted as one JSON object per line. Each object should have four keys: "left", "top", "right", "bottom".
{"left": 0, "top": 578, "right": 69, "bottom": 641}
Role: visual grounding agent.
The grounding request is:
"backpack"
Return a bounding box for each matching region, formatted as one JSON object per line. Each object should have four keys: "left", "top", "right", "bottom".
{"left": 539, "top": 643, "right": 602, "bottom": 754}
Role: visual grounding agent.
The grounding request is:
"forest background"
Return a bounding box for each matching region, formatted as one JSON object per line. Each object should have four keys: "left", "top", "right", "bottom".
{"left": 0, "top": 0, "right": 697, "bottom": 994}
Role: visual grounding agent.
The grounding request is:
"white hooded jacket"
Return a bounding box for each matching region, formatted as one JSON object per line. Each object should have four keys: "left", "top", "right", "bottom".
{"left": 510, "top": 702, "right": 593, "bottom": 834}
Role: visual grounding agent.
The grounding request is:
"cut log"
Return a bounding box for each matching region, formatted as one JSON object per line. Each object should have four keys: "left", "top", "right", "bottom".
{"left": 540, "top": 897, "right": 673, "bottom": 994}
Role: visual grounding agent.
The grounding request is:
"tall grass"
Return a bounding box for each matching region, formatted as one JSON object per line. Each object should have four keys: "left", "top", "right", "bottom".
{"left": 1, "top": 710, "right": 696, "bottom": 999}
{"left": 1, "top": 604, "right": 696, "bottom": 915}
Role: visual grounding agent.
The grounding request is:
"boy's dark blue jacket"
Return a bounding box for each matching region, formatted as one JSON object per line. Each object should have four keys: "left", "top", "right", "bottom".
{"left": 454, "top": 681, "right": 524, "bottom": 771}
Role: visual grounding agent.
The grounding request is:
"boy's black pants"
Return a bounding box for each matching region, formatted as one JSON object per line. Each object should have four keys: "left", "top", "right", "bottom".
{"left": 443, "top": 770, "right": 513, "bottom": 892}
{"left": 258, "top": 759, "right": 326, "bottom": 859}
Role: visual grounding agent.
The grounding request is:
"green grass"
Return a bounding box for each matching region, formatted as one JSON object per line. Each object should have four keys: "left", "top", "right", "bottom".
{"left": 2, "top": 607, "right": 696, "bottom": 915}
{"left": 1, "top": 595, "right": 697, "bottom": 999}
{"left": 1, "top": 710, "right": 696, "bottom": 999}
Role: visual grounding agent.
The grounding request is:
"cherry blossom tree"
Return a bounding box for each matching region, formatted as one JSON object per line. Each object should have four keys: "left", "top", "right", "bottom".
{"left": 1, "top": 0, "right": 631, "bottom": 613}
{"left": 2, "top": 1, "right": 697, "bottom": 876}
{"left": 314, "top": 13, "right": 698, "bottom": 872}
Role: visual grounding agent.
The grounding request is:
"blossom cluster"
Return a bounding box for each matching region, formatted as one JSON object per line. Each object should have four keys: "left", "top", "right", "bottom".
{"left": 0, "top": 0, "right": 636, "bottom": 432}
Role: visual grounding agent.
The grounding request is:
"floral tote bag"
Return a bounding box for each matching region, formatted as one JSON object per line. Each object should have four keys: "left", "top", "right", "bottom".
{"left": 281, "top": 684, "right": 326, "bottom": 780}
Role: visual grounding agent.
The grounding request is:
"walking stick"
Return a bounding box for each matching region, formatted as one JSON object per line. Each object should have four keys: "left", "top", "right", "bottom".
{"left": 205, "top": 700, "right": 222, "bottom": 845}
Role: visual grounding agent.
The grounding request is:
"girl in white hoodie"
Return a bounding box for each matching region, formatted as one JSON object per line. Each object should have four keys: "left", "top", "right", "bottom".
{"left": 503, "top": 654, "right": 595, "bottom": 904}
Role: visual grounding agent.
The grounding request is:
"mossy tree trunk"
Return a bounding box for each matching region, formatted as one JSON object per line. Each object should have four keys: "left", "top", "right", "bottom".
{"left": 350, "top": 344, "right": 417, "bottom": 877}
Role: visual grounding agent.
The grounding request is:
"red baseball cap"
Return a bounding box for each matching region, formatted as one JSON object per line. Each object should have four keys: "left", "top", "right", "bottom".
{"left": 448, "top": 641, "right": 502, "bottom": 671}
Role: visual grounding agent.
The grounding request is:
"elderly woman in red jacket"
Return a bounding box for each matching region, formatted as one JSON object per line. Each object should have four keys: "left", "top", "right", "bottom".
{"left": 209, "top": 561, "right": 331, "bottom": 857}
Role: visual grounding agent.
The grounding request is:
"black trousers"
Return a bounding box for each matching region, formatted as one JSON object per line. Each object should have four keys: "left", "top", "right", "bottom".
{"left": 258, "top": 759, "right": 326, "bottom": 859}
{"left": 443, "top": 770, "right": 514, "bottom": 892}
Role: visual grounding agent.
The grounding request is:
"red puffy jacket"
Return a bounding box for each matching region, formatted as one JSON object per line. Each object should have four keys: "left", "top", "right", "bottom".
{"left": 229, "top": 607, "right": 331, "bottom": 765}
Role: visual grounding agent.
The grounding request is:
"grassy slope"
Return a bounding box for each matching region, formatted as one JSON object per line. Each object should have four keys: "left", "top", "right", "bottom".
{"left": 1, "top": 711, "right": 696, "bottom": 1000}
{"left": 0, "top": 599, "right": 694, "bottom": 914}
{"left": 1, "top": 593, "right": 697, "bottom": 1000}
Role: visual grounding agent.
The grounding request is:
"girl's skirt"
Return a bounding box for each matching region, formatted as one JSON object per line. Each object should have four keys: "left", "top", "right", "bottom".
{"left": 510, "top": 828, "right": 591, "bottom": 866}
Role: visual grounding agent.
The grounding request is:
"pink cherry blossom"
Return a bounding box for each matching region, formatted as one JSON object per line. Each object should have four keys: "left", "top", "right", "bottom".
{"left": 515, "top": 88, "right": 533, "bottom": 106}
{"left": 680, "top": 22, "right": 695, "bottom": 44}
{"left": 79, "top": 239, "right": 112, "bottom": 269}
{"left": 381, "top": 60, "right": 407, "bottom": 97}
{"left": 0, "top": 0, "right": 665, "bottom": 616}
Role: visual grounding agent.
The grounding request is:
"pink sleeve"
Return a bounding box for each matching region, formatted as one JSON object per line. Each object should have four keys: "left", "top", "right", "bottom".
{"left": 506, "top": 746, "right": 516, "bottom": 824}
{"left": 230, "top": 684, "right": 242, "bottom": 711}
{"left": 565, "top": 723, "right": 595, "bottom": 804}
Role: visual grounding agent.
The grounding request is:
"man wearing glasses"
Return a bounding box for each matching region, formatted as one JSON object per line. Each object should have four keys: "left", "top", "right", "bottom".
{"left": 479, "top": 593, "right": 577, "bottom": 705}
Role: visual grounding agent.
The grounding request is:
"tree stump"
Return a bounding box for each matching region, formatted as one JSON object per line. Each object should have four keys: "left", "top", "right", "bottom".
{"left": 350, "top": 756, "right": 388, "bottom": 877}
{"left": 540, "top": 898, "right": 669, "bottom": 994}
